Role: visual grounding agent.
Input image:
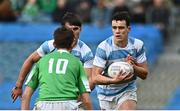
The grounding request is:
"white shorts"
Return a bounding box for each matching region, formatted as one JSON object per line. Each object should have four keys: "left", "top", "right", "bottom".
{"left": 33, "top": 100, "right": 81, "bottom": 110}
{"left": 98, "top": 90, "right": 137, "bottom": 110}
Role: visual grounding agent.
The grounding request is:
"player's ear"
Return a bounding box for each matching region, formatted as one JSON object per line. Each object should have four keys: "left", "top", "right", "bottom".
{"left": 128, "top": 26, "right": 131, "bottom": 32}
{"left": 53, "top": 41, "right": 56, "bottom": 47}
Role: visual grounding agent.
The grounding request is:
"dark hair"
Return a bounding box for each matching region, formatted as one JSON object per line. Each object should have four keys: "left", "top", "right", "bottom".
{"left": 111, "top": 11, "right": 130, "bottom": 26}
{"left": 53, "top": 27, "right": 74, "bottom": 49}
{"left": 61, "top": 12, "right": 82, "bottom": 27}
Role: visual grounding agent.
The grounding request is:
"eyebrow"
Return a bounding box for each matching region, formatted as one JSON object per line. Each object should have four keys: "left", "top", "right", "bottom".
{"left": 112, "top": 26, "right": 125, "bottom": 29}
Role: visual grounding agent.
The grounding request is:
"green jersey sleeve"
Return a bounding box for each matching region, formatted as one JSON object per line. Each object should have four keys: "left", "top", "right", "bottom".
{"left": 25, "top": 63, "right": 39, "bottom": 91}
{"left": 78, "top": 61, "right": 91, "bottom": 94}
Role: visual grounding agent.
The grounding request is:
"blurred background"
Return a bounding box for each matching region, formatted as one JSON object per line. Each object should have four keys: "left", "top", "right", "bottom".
{"left": 0, "top": 0, "right": 180, "bottom": 109}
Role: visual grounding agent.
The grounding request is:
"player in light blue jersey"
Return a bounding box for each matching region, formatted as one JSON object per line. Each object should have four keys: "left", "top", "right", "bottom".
{"left": 93, "top": 12, "right": 149, "bottom": 110}
{"left": 11, "top": 12, "right": 94, "bottom": 102}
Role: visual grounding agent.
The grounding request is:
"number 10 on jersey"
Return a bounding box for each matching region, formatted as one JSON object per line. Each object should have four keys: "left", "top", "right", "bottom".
{"left": 48, "top": 58, "right": 69, "bottom": 74}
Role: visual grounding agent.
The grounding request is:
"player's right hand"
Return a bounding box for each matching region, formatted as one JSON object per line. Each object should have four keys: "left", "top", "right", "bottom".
{"left": 11, "top": 86, "right": 22, "bottom": 103}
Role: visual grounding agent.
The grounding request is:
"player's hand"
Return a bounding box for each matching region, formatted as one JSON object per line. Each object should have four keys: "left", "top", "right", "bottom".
{"left": 126, "top": 55, "right": 137, "bottom": 65}
{"left": 111, "top": 71, "right": 127, "bottom": 83}
{"left": 112, "top": 71, "right": 134, "bottom": 84}
{"left": 11, "top": 86, "right": 22, "bottom": 103}
{"left": 122, "top": 72, "right": 135, "bottom": 83}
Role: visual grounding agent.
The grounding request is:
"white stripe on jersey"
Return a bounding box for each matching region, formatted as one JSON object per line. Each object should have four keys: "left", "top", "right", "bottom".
{"left": 37, "top": 39, "right": 93, "bottom": 68}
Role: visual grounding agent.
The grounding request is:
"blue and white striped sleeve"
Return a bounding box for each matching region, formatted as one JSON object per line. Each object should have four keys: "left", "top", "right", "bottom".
{"left": 135, "top": 39, "right": 147, "bottom": 63}
{"left": 93, "top": 42, "right": 107, "bottom": 68}
{"left": 36, "top": 40, "right": 55, "bottom": 57}
{"left": 81, "top": 43, "right": 94, "bottom": 68}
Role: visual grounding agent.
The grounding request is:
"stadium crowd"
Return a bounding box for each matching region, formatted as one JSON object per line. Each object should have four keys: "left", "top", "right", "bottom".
{"left": 0, "top": 0, "right": 179, "bottom": 42}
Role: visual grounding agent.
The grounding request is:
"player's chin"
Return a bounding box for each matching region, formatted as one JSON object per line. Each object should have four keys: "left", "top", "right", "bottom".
{"left": 115, "top": 36, "right": 123, "bottom": 40}
{"left": 116, "top": 38, "right": 124, "bottom": 42}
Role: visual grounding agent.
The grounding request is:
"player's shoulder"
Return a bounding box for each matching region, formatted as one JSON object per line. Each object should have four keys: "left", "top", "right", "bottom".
{"left": 98, "top": 36, "right": 113, "bottom": 48}
{"left": 40, "top": 39, "right": 54, "bottom": 47}
{"left": 78, "top": 39, "right": 90, "bottom": 48}
{"left": 76, "top": 39, "right": 92, "bottom": 53}
{"left": 43, "top": 39, "right": 54, "bottom": 44}
{"left": 129, "top": 37, "right": 144, "bottom": 47}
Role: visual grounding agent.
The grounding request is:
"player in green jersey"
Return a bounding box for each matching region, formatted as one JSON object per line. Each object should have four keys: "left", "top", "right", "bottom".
{"left": 21, "top": 27, "right": 92, "bottom": 110}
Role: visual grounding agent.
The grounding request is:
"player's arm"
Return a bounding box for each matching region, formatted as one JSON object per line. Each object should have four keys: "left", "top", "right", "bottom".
{"left": 133, "top": 61, "right": 148, "bottom": 80}
{"left": 126, "top": 41, "right": 149, "bottom": 80}
{"left": 21, "top": 86, "right": 34, "bottom": 110}
{"left": 93, "top": 66, "right": 132, "bottom": 85}
{"left": 21, "top": 64, "right": 39, "bottom": 109}
{"left": 81, "top": 92, "right": 93, "bottom": 110}
{"left": 16, "top": 51, "right": 40, "bottom": 88}
{"left": 11, "top": 51, "right": 41, "bottom": 102}
{"left": 84, "top": 68, "right": 94, "bottom": 90}
{"left": 81, "top": 44, "right": 94, "bottom": 90}
{"left": 78, "top": 63, "right": 93, "bottom": 110}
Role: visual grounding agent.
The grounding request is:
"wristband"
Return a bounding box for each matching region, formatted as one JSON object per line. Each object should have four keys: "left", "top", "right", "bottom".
{"left": 14, "top": 86, "right": 22, "bottom": 89}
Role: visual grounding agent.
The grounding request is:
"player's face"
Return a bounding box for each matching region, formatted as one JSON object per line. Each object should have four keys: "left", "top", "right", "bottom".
{"left": 65, "top": 22, "right": 81, "bottom": 40}
{"left": 112, "top": 20, "right": 130, "bottom": 44}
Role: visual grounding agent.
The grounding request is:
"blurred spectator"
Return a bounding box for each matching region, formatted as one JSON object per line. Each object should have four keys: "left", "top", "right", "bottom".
{"left": 110, "top": 0, "right": 130, "bottom": 22}
{"left": 91, "top": 0, "right": 110, "bottom": 27}
{"left": 37, "top": 0, "right": 57, "bottom": 14}
{"left": 75, "top": 0, "right": 92, "bottom": 23}
{"left": 146, "top": 0, "right": 171, "bottom": 42}
{"left": 52, "top": 0, "right": 70, "bottom": 23}
{"left": 131, "top": 1, "right": 146, "bottom": 24}
{"left": 10, "top": 0, "right": 26, "bottom": 17}
{"left": 0, "top": 0, "right": 17, "bottom": 22}
{"left": 18, "top": 0, "right": 40, "bottom": 22}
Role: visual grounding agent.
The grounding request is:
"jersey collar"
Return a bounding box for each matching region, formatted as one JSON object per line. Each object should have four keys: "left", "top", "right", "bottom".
{"left": 57, "top": 49, "right": 70, "bottom": 53}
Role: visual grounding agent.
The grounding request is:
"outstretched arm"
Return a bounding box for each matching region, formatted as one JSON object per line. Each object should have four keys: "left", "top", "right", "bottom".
{"left": 11, "top": 51, "right": 41, "bottom": 102}
{"left": 21, "top": 86, "right": 34, "bottom": 110}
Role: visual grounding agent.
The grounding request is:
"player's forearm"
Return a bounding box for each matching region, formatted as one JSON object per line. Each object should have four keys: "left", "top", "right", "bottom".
{"left": 16, "top": 59, "right": 35, "bottom": 88}
{"left": 85, "top": 68, "right": 92, "bottom": 79}
{"left": 93, "top": 74, "right": 115, "bottom": 85}
{"left": 21, "top": 95, "right": 30, "bottom": 109}
{"left": 89, "top": 77, "right": 95, "bottom": 90}
{"left": 21, "top": 100, "right": 30, "bottom": 110}
{"left": 81, "top": 93, "right": 93, "bottom": 110}
{"left": 85, "top": 68, "right": 95, "bottom": 90}
{"left": 133, "top": 65, "right": 148, "bottom": 80}
{"left": 21, "top": 86, "right": 34, "bottom": 109}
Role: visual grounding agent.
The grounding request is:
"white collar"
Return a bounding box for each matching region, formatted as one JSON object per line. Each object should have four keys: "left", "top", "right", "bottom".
{"left": 57, "top": 49, "right": 70, "bottom": 53}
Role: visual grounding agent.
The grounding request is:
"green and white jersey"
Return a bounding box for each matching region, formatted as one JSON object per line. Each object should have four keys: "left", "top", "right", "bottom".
{"left": 25, "top": 50, "right": 90, "bottom": 102}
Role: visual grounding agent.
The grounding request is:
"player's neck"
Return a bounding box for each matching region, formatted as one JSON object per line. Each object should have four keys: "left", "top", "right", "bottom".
{"left": 57, "top": 48, "right": 70, "bottom": 53}
{"left": 114, "top": 40, "right": 128, "bottom": 48}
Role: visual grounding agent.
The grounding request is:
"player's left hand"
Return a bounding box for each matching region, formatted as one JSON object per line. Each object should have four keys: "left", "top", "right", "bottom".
{"left": 126, "top": 55, "right": 137, "bottom": 65}
{"left": 11, "top": 86, "right": 22, "bottom": 103}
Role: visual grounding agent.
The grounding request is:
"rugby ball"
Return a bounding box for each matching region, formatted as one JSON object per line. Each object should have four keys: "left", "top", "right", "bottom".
{"left": 108, "top": 61, "right": 134, "bottom": 78}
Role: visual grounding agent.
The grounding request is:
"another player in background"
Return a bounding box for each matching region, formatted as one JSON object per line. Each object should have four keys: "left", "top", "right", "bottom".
{"left": 92, "top": 11, "right": 149, "bottom": 110}
{"left": 11, "top": 12, "right": 94, "bottom": 102}
{"left": 21, "top": 27, "right": 92, "bottom": 110}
